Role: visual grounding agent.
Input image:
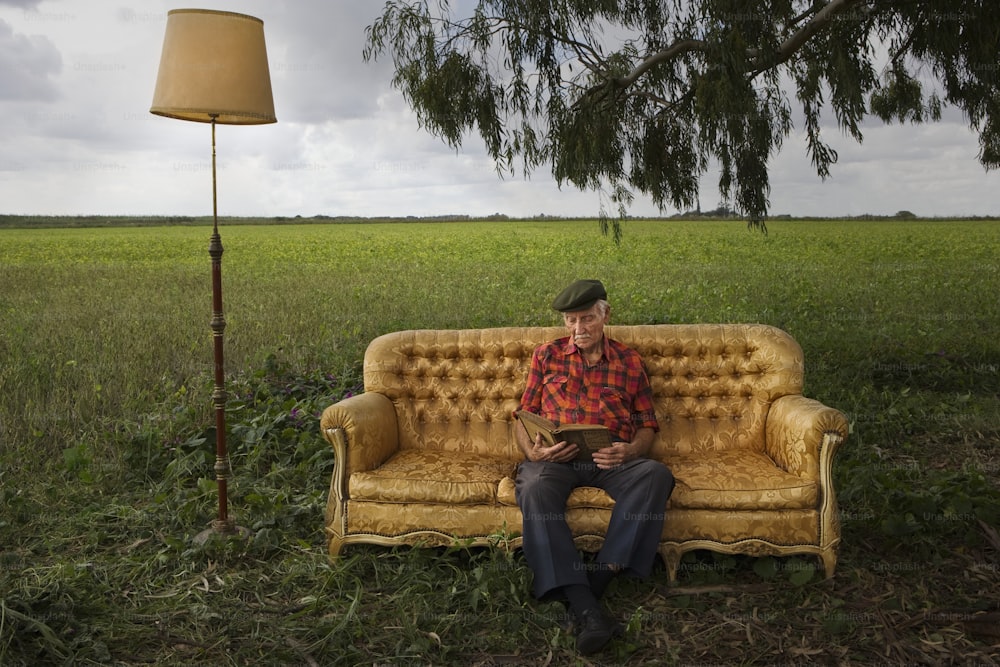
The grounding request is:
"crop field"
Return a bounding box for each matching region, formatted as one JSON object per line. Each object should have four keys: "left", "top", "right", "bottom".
{"left": 1, "top": 218, "right": 999, "bottom": 665}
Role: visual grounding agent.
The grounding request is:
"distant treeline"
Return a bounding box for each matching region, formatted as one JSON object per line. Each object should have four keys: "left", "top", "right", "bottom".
{"left": 0, "top": 213, "right": 544, "bottom": 229}
{"left": 0, "top": 212, "right": 997, "bottom": 229}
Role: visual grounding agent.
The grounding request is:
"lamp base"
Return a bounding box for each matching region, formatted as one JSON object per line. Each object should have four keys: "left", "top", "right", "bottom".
{"left": 193, "top": 520, "right": 251, "bottom": 545}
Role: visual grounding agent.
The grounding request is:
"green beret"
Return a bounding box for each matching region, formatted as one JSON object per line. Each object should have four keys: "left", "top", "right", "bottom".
{"left": 551, "top": 279, "right": 607, "bottom": 312}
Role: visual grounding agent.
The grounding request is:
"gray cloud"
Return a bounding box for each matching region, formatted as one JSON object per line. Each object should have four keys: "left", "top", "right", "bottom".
{"left": 262, "top": 3, "right": 396, "bottom": 124}
{"left": 0, "top": 18, "right": 61, "bottom": 101}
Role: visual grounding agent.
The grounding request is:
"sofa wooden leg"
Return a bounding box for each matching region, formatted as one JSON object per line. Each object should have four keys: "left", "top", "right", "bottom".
{"left": 327, "top": 535, "right": 345, "bottom": 560}
{"left": 819, "top": 549, "right": 838, "bottom": 579}
{"left": 659, "top": 545, "right": 681, "bottom": 583}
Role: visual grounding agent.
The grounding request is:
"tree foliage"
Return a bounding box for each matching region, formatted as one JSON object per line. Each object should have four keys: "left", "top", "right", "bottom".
{"left": 364, "top": 1, "right": 1000, "bottom": 234}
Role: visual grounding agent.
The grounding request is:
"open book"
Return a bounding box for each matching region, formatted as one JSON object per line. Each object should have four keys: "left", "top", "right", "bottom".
{"left": 515, "top": 410, "right": 613, "bottom": 462}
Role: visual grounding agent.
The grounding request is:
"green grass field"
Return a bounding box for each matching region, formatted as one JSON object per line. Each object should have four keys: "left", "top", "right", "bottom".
{"left": 2, "top": 218, "right": 999, "bottom": 664}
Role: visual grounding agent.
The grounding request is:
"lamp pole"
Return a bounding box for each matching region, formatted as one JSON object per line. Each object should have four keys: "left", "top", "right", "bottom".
{"left": 207, "top": 115, "right": 236, "bottom": 537}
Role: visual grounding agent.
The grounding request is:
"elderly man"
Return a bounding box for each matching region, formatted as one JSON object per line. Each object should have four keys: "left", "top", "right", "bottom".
{"left": 514, "top": 279, "right": 675, "bottom": 655}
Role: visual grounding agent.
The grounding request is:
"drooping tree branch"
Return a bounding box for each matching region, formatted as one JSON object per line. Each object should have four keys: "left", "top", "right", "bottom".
{"left": 615, "top": 39, "right": 710, "bottom": 88}
{"left": 771, "top": 0, "right": 870, "bottom": 67}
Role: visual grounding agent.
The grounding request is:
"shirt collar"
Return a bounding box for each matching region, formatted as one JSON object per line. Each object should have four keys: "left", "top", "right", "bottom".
{"left": 562, "top": 334, "right": 611, "bottom": 362}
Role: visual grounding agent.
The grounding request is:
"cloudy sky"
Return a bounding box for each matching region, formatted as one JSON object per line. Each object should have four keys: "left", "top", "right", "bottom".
{"left": 1, "top": 0, "right": 997, "bottom": 219}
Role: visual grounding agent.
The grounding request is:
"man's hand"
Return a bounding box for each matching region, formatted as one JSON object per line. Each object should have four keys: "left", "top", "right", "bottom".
{"left": 591, "top": 428, "right": 656, "bottom": 469}
{"left": 591, "top": 442, "right": 633, "bottom": 470}
{"left": 526, "top": 433, "right": 579, "bottom": 463}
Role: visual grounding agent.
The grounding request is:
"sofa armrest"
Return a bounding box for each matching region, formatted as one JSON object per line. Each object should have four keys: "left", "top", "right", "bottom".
{"left": 765, "top": 394, "right": 848, "bottom": 479}
{"left": 320, "top": 391, "right": 399, "bottom": 477}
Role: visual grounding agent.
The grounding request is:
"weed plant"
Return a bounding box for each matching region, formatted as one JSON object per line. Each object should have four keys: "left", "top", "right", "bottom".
{"left": 1, "top": 219, "right": 999, "bottom": 664}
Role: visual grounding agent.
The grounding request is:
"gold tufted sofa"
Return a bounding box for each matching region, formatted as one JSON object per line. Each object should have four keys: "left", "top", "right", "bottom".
{"left": 320, "top": 324, "right": 848, "bottom": 580}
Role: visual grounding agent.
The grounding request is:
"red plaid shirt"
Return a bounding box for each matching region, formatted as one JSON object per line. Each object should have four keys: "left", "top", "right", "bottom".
{"left": 518, "top": 335, "right": 659, "bottom": 443}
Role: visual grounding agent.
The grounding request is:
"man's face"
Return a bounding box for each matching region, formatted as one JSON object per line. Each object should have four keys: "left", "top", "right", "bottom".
{"left": 563, "top": 303, "right": 609, "bottom": 356}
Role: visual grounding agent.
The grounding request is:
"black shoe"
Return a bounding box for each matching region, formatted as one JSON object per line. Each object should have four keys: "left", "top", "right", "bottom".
{"left": 598, "top": 610, "right": 625, "bottom": 639}
{"left": 575, "top": 608, "right": 614, "bottom": 655}
{"left": 553, "top": 602, "right": 575, "bottom": 633}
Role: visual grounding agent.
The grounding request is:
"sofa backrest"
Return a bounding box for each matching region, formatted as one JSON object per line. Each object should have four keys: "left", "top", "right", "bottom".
{"left": 362, "top": 324, "right": 804, "bottom": 461}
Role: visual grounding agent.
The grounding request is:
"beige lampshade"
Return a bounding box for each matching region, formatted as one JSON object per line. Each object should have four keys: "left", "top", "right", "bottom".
{"left": 150, "top": 9, "right": 276, "bottom": 124}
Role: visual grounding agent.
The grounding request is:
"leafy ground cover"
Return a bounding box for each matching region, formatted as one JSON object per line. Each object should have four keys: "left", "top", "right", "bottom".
{"left": 1, "top": 219, "right": 998, "bottom": 665}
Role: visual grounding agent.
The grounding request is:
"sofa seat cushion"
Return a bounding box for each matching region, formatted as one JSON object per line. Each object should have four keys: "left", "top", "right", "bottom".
{"left": 497, "top": 451, "right": 815, "bottom": 512}
{"left": 496, "top": 475, "right": 615, "bottom": 509}
{"left": 669, "top": 450, "right": 817, "bottom": 510}
{"left": 350, "top": 450, "right": 517, "bottom": 504}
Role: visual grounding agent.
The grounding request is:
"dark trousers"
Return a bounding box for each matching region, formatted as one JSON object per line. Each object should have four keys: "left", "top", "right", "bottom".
{"left": 515, "top": 458, "right": 675, "bottom": 599}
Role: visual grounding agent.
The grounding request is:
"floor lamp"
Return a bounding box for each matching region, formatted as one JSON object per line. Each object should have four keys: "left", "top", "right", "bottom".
{"left": 150, "top": 9, "right": 276, "bottom": 542}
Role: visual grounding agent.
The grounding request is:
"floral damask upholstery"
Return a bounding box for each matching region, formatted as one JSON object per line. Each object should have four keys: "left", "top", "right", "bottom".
{"left": 321, "top": 324, "right": 848, "bottom": 580}
{"left": 349, "top": 450, "right": 516, "bottom": 504}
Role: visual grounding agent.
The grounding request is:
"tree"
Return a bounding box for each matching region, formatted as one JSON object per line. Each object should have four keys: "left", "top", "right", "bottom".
{"left": 364, "top": 1, "right": 1000, "bottom": 236}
